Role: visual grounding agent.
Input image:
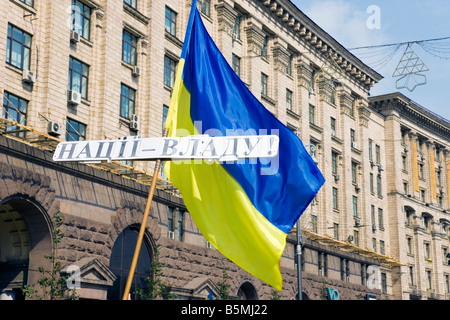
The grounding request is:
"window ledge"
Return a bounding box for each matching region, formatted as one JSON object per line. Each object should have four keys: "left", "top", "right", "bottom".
{"left": 261, "top": 94, "right": 275, "bottom": 106}
{"left": 123, "top": 3, "right": 150, "bottom": 25}
{"left": 10, "top": 0, "right": 36, "bottom": 15}
{"left": 165, "top": 31, "right": 183, "bottom": 49}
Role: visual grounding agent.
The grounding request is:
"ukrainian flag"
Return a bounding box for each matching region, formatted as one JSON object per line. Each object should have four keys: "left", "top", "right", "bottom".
{"left": 164, "top": 0, "right": 324, "bottom": 291}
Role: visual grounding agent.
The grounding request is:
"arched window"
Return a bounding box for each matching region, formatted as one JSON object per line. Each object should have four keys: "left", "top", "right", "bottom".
{"left": 108, "top": 227, "right": 152, "bottom": 300}
{"left": 237, "top": 281, "right": 258, "bottom": 300}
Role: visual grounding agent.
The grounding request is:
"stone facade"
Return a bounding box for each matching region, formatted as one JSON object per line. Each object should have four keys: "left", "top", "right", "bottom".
{"left": 0, "top": 0, "right": 448, "bottom": 301}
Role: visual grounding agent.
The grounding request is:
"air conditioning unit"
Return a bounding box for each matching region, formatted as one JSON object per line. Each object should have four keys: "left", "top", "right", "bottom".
{"left": 167, "top": 231, "right": 175, "bottom": 240}
{"left": 22, "top": 69, "right": 36, "bottom": 84}
{"left": 132, "top": 66, "right": 141, "bottom": 77}
{"left": 351, "top": 142, "right": 358, "bottom": 149}
{"left": 354, "top": 218, "right": 361, "bottom": 227}
{"left": 331, "top": 129, "right": 336, "bottom": 137}
{"left": 372, "top": 225, "right": 378, "bottom": 231}
{"left": 70, "top": 30, "right": 80, "bottom": 43}
{"left": 355, "top": 184, "right": 361, "bottom": 191}
{"left": 378, "top": 164, "right": 385, "bottom": 172}
{"left": 404, "top": 147, "right": 409, "bottom": 153}
{"left": 308, "top": 86, "right": 315, "bottom": 94}
{"left": 130, "top": 114, "right": 140, "bottom": 131}
{"left": 68, "top": 90, "right": 81, "bottom": 105}
{"left": 48, "top": 121, "right": 62, "bottom": 136}
{"left": 347, "top": 235, "right": 354, "bottom": 242}
{"left": 334, "top": 174, "right": 340, "bottom": 182}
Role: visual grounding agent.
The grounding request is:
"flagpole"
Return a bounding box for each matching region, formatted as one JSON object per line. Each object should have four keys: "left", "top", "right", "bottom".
{"left": 296, "top": 218, "right": 302, "bottom": 300}
{"left": 122, "top": 129, "right": 168, "bottom": 300}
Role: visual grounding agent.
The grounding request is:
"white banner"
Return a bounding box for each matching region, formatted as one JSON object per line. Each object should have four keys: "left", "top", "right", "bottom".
{"left": 52, "top": 135, "right": 279, "bottom": 163}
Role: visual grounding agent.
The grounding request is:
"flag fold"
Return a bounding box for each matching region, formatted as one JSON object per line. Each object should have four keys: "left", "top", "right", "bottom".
{"left": 164, "top": 0, "right": 325, "bottom": 291}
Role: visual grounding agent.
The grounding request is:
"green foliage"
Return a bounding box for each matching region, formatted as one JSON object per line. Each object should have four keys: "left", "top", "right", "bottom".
{"left": 135, "top": 244, "right": 176, "bottom": 300}
{"left": 22, "top": 212, "right": 78, "bottom": 300}
{"left": 270, "top": 289, "right": 281, "bottom": 300}
{"left": 216, "top": 267, "right": 231, "bottom": 300}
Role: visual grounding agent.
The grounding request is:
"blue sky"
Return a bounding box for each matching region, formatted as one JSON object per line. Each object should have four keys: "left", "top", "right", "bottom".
{"left": 291, "top": 0, "right": 450, "bottom": 121}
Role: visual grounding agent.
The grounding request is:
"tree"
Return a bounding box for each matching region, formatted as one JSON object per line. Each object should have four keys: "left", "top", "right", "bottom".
{"left": 135, "top": 244, "right": 175, "bottom": 300}
{"left": 216, "top": 267, "right": 231, "bottom": 300}
{"left": 22, "top": 212, "right": 78, "bottom": 300}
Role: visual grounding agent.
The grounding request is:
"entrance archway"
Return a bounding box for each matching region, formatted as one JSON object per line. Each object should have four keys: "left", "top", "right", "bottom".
{"left": 0, "top": 196, "right": 52, "bottom": 300}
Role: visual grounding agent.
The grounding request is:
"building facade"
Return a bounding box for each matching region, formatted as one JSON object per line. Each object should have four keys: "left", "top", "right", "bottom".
{"left": 0, "top": 0, "right": 448, "bottom": 300}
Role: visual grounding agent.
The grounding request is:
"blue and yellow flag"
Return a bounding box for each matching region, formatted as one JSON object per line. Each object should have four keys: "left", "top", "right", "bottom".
{"left": 164, "top": 0, "right": 325, "bottom": 291}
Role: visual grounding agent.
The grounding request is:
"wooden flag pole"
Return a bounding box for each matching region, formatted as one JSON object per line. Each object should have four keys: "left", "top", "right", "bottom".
{"left": 122, "top": 129, "right": 168, "bottom": 300}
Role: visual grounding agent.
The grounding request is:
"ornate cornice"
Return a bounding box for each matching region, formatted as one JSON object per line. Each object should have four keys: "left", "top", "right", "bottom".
{"left": 256, "top": 0, "right": 383, "bottom": 90}
{"left": 369, "top": 93, "right": 450, "bottom": 140}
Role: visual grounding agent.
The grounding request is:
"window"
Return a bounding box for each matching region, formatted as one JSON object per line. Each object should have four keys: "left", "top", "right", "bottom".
{"left": 423, "top": 214, "right": 432, "bottom": 230}
{"left": 200, "top": 0, "right": 211, "bottom": 17}
{"left": 331, "top": 152, "right": 338, "bottom": 175}
{"left": 407, "top": 237, "right": 413, "bottom": 255}
{"left": 232, "top": 15, "right": 241, "bottom": 40}
{"left": 332, "top": 187, "right": 338, "bottom": 210}
{"left": 402, "top": 155, "right": 407, "bottom": 171}
{"left": 318, "top": 252, "right": 327, "bottom": 276}
{"left": 372, "top": 238, "right": 377, "bottom": 251}
{"left": 420, "top": 189, "right": 426, "bottom": 202}
{"left": 177, "top": 211, "right": 184, "bottom": 241}
{"left": 330, "top": 86, "right": 336, "bottom": 104}
{"left": 68, "top": 56, "right": 89, "bottom": 99}
{"left": 108, "top": 227, "right": 152, "bottom": 300}
{"left": 70, "top": 0, "right": 91, "bottom": 40}
{"left": 261, "top": 73, "right": 268, "bottom": 95}
{"left": 286, "top": 54, "right": 293, "bottom": 75}
{"left": 232, "top": 54, "right": 241, "bottom": 77}
{"left": 424, "top": 242, "right": 430, "bottom": 259}
{"left": 309, "top": 69, "right": 315, "bottom": 90}
{"left": 368, "top": 139, "right": 373, "bottom": 161}
{"left": 2, "top": 92, "right": 28, "bottom": 138}
{"left": 120, "top": 84, "right": 136, "bottom": 119}
{"left": 286, "top": 89, "right": 293, "bottom": 111}
{"left": 354, "top": 230, "right": 359, "bottom": 246}
{"left": 352, "top": 196, "right": 358, "bottom": 217}
{"left": 445, "top": 274, "right": 450, "bottom": 293}
{"left": 378, "top": 208, "right": 384, "bottom": 229}
{"left": 437, "top": 170, "right": 442, "bottom": 187}
{"left": 371, "top": 205, "right": 375, "bottom": 227}
{"left": 124, "top": 0, "right": 137, "bottom": 9}
{"left": 377, "top": 174, "right": 382, "bottom": 197}
{"left": 350, "top": 129, "right": 355, "bottom": 145}
{"left": 380, "top": 240, "right": 385, "bottom": 255}
{"left": 309, "top": 104, "right": 315, "bottom": 125}
{"left": 419, "top": 163, "right": 424, "bottom": 179}
{"left": 168, "top": 207, "right": 174, "bottom": 233}
{"left": 426, "top": 270, "right": 432, "bottom": 290}
{"left": 19, "top": 0, "right": 33, "bottom": 7}
{"left": 330, "top": 117, "right": 336, "bottom": 136}
{"left": 164, "top": 56, "right": 177, "bottom": 88}
{"left": 370, "top": 173, "right": 374, "bottom": 194}
{"left": 122, "top": 30, "right": 138, "bottom": 66}
{"left": 165, "top": 6, "right": 177, "bottom": 36}
{"left": 66, "top": 118, "right": 86, "bottom": 141}
{"left": 403, "top": 182, "right": 408, "bottom": 195}
{"left": 333, "top": 223, "right": 339, "bottom": 240}
{"left": 351, "top": 161, "right": 357, "bottom": 184}
{"left": 311, "top": 215, "right": 318, "bottom": 233}
{"left": 6, "top": 24, "right": 31, "bottom": 70}
{"left": 409, "top": 266, "right": 414, "bottom": 286}
{"left": 375, "top": 145, "right": 381, "bottom": 164}
{"left": 162, "top": 105, "right": 169, "bottom": 131}
{"left": 261, "top": 36, "right": 269, "bottom": 58}
{"left": 381, "top": 273, "right": 387, "bottom": 294}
